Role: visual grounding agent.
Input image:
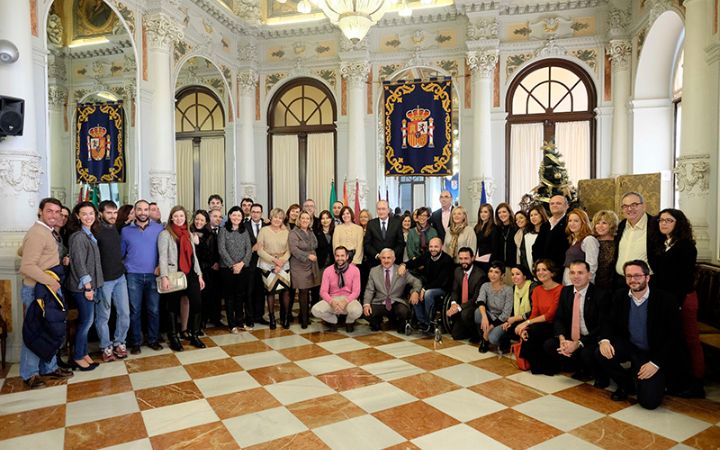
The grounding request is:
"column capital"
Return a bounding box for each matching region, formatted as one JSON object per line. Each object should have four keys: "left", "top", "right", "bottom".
{"left": 144, "top": 13, "right": 183, "bottom": 51}
{"left": 237, "top": 69, "right": 258, "bottom": 95}
{"left": 466, "top": 49, "right": 499, "bottom": 79}
{"left": 340, "top": 61, "right": 370, "bottom": 88}
{"left": 149, "top": 170, "right": 177, "bottom": 201}
{"left": 674, "top": 154, "right": 711, "bottom": 196}
{"left": 238, "top": 183, "right": 257, "bottom": 201}
{"left": 467, "top": 177, "right": 495, "bottom": 204}
{"left": 607, "top": 39, "right": 632, "bottom": 71}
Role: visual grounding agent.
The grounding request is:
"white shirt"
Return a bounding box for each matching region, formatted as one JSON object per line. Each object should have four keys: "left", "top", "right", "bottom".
{"left": 616, "top": 214, "right": 649, "bottom": 275}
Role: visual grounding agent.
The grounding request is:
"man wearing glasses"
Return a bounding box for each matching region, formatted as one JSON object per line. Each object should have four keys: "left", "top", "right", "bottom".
{"left": 613, "top": 192, "right": 659, "bottom": 288}
{"left": 596, "top": 260, "right": 679, "bottom": 409}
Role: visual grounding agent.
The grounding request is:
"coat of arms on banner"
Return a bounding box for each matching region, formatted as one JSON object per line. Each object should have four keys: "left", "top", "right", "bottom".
{"left": 75, "top": 102, "right": 125, "bottom": 183}
{"left": 87, "top": 125, "right": 112, "bottom": 161}
{"left": 384, "top": 79, "right": 452, "bottom": 176}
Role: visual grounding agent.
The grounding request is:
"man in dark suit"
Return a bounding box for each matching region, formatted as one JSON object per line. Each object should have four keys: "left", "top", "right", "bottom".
{"left": 543, "top": 260, "right": 607, "bottom": 383}
{"left": 532, "top": 195, "right": 569, "bottom": 272}
{"left": 446, "top": 247, "right": 486, "bottom": 341}
{"left": 430, "top": 190, "right": 453, "bottom": 242}
{"left": 303, "top": 198, "right": 322, "bottom": 233}
{"left": 363, "top": 248, "right": 423, "bottom": 333}
{"left": 246, "top": 203, "right": 268, "bottom": 325}
{"left": 595, "top": 259, "right": 680, "bottom": 410}
{"left": 364, "top": 200, "right": 405, "bottom": 266}
{"left": 612, "top": 191, "right": 659, "bottom": 288}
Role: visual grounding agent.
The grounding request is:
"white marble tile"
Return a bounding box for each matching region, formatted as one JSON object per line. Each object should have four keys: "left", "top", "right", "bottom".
{"left": 102, "top": 438, "right": 154, "bottom": 450}
{"left": 67, "top": 359, "right": 128, "bottom": 384}
{"left": 289, "top": 322, "right": 324, "bottom": 334}
{"left": 341, "top": 382, "right": 417, "bottom": 413}
{"left": 124, "top": 346, "right": 173, "bottom": 360}
{"left": 209, "top": 332, "right": 258, "bottom": 346}
{"left": 262, "top": 334, "right": 313, "bottom": 350}
{"left": 361, "top": 359, "right": 423, "bottom": 381}
{"left": 611, "top": 404, "right": 711, "bottom": 442}
{"left": 6, "top": 364, "right": 20, "bottom": 378}
{"left": 264, "top": 376, "right": 336, "bottom": 405}
{"left": 432, "top": 363, "right": 500, "bottom": 387}
{"left": 173, "top": 346, "right": 229, "bottom": 365}
{"left": 317, "top": 338, "right": 370, "bottom": 354}
{"left": 411, "top": 423, "right": 510, "bottom": 450}
{"left": 194, "top": 370, "right": 261, "bottom": 398}
{"left": 528, "top": 433, "right": 602, "bottom": 450}
{"left": 141, "top": 399, "right": 219, "bottom": 437}
{"left": 223, "top": 406, "right": 307, "bottom": 448}
{"left": 314, "top": 414, "right": 405, "bottom": 450}
{"left": 437, "top": 344, "right": 493, "bottom": 362}
{"left": 385, "top": 330, "right": 422, "bottom": 341}
{"left": 295, "top": 354, "right": 355, "bottom": 375}
{"left": 0, "top": 428, "right": 64, "bottom": 450}
{"left": 424, "top": 388, "right": 506, "bottom": 422}
{"left": 376, "top": 341, "right": 431, "bottom": 358}
{"left": 513, "top": 395, "right": 603, "bottom": 432}
{"left": 232, "top": 350, "right": 290, "bottom": 370}
{"left": 507, "top": 371, "right": 583, "bottom": 394}
{"left": 66, "top": 391, "right": 139, "bottom": 426}
{"left": 0, "top": 385, "right": 67, "bottom": 415}
{"left": 128, "top": 366, "right": 190, "bottom": 390}
{"left": 668, "top": 444, "right": 698, "bottom": 450}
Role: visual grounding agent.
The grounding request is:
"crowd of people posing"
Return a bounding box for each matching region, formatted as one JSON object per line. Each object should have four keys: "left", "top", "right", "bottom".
{"left": 18, "top": 190, "right": 704, "bottom": 410}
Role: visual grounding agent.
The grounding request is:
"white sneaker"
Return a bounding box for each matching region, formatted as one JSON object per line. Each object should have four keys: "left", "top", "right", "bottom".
{"left": 244, "top": 325, "right": 254, "bottom": 331}
{"left": 231, "top": 327, "right": 242, "bottom": 334}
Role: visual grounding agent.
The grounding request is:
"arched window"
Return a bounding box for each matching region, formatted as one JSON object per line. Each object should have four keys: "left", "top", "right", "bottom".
{"left": 268, "top": 78, "right": 337, "bottom": 209}
{"left": 175, "top": 86, "right": 226, "bottom": 211}
{"left": 505, "top": 59, "right": 596, "bottom": 205}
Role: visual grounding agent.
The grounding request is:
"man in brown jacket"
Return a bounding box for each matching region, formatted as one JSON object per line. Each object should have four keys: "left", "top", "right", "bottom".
{"left": 19, "top": 197, "right": 73, "bottom": 388}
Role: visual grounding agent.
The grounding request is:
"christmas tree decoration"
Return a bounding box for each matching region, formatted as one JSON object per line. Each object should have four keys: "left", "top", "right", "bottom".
{"left": 530, "top": 140, "right": 578, "bottom": 206}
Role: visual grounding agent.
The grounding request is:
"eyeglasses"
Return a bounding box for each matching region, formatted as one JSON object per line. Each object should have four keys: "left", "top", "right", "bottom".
{"left": 624, "top": 274, "right": 647, "bottom": 280}
{"left": 658, "top": 218, "right": 676, "bottom": 224}
{"left": 621, "top": 202, "right": 643, "bottom": 210}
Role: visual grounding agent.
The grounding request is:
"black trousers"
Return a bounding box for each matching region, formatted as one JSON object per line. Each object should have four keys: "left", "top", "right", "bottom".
{"left": 221, "top": 268, "right": 252, "bottom": 328}
{"left": 542, "top": 337, "right": 602, "bottom": 377}
{"left": 162, "top": 272, "right": 202, "bottom": 332}
{"left": 449, "top": 304, "right": 479, "bottom": 341}
{"left": 595, "top": 338, "right": 666, "bottom": 410}
{"left": 519, "top": 322, "right": 555, "bottom": 375}
{"left": 369, "top": 302, "right": 410, "bottom": 331}
{"left": 202, "top": 267, "right": 222, "bottom": 324}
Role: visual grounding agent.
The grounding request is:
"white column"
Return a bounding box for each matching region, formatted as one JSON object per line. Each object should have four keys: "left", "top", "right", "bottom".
{"left": 48, "top": 86, "right": 69, "bottom": 205}
{"left": 465, "top": 49, "right": 498, "bottom": 205}
{"left": 341, "top": 61, "right": 370, "bottom": 209}
{"left": 143, "top": 12, "right": 182, "bottom": 215}
{"left": 0, "top": 0, "right": 42, "bottom": 235}
{"left": 607, "top": 40, "right": 632, "bottom": 176}
{"left": 677, "top": 0, "right": 715, "bottom": 260}
{"left": 237, "top": 69, "right": 258, "bottom": 201}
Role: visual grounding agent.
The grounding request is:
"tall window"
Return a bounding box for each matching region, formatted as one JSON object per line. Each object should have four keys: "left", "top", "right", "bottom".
{"left": 175, "top": 87, "right": 226, "bottom": 211}
{"left": 268, "top": 78, "right": 336, "bottom": 210}
{"left": 506, "top": 59, "right": 596, "bottom": 204}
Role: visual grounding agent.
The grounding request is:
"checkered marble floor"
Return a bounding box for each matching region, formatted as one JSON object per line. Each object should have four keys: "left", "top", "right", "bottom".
{"left": 2, "top": 321, "right": 720, "bottom": 450}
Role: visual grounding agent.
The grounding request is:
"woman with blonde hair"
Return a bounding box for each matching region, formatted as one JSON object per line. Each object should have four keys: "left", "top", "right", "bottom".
{"left": 443, "top": 205, "right": 477, "bottom": 262}
{"left": 562, "top": 208, "right": 599, "bottom": 285}
{"left": 257, "top": 208, "right": 291, "bottom": 329}
{"left": 591, "top": 210, "right": 618, "bottom": 291}
{"left": 289, "top": 210, "right": 320, "bottom": 328}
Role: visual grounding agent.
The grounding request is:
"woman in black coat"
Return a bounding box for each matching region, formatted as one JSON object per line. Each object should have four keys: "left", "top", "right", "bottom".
{"left": 312, "top": 210, "right": 335, "bottom": 308}
{"left": 191, "top": 210, "right": 219, "bottom": 333}
{"left": 490, "top": 203, "right": 517, "bottom": 281}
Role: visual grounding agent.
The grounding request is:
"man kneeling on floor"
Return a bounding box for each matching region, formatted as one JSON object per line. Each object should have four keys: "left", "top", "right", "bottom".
{"left": 312, "top": 246, "right": 363, "bottom": 332}
{"left": 363, "top": 248, "right": 422, "bottom": 333}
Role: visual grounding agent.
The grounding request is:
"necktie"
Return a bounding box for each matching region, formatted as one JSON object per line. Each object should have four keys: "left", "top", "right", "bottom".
{"left": 212, "top": 227, "right": 218, "bottom": 235}
{"left": 255, "top": 223, "right": 260, "bottom": 236}
{"left": 381, "top": 221, "right": 387, "bottom": 239}
{"left": 384, "top": 269, "right": 392, "bottom": 311}
{"left": 571, "top": 291, "right": 582, "bottom": 341}
{"left": 461, "top": 273, "right": 469, "bottom": 304}
{"left": 52, "top": 229, "right": 61, "bottom": 242}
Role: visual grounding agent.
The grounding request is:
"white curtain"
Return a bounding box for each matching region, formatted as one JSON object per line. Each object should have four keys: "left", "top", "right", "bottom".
{"left": 272, "top": 135, "right": 300, "bottom": 209}
{"left": 555, "top": 121, "right": 590, "bottom": 188}
{"left": 306, "top": 133, "right": 335, "bottom": 213}
{"left": 509, "top": 123, "right": 544, "bottom": 207}
{"left": 200, "top": 137, "right": 226, "bottom": 211}
{"left": 176, "top": 139, "right": 193, "bottom": 210}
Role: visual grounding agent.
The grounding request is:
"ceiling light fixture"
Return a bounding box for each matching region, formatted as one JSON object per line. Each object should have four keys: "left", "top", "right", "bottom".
{"left": 301, "top": 0, "right": 390, "bottom": 43}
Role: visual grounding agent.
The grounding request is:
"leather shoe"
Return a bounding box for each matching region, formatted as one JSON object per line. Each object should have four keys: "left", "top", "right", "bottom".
{"left": 593, "top": 377, "right": 610, "bottom": 389}
{"left": 345, "top": 323, "right": 354, "bottom": 333}
{"left": 478, "top": 339, "right": 488, "bottom": 353}
{"left": 71, "top": 360, "right": 99, "bottom": 372}
{"left": 147, "top": 342, "right": 163, "bottom": 351}
{"left": 43, "top": 367, "right": 74, "bottom": 379}
{"left": 23, "top": 375, "right": 46, "bottom": 389}
{"left": 610, "top": 388, "right": 628, "bottom": 401}
{"left": 130, "top": 345, "right": 142, "bottom": 355}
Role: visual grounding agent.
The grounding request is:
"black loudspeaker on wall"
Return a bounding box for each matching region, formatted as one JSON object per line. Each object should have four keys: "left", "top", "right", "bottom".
{"left": 0, "top": 95, "right": 25, "bottom": 137}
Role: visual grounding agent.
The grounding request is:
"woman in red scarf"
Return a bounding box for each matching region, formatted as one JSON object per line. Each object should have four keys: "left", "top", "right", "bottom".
{"left": 158, "top": 206, "right": 206, "bottom": 351}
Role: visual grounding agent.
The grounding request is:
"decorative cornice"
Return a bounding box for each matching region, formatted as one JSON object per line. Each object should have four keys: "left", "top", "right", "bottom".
{"left": 607, "top": 39, "right": 632, "bottom": 71}
{"left": 466, "top": 18, "right": 498, "bottom": 41}
{"left": 0, "top": 152, "right": 42, "bottom": 194}
{"left": 67, "top": 39, "right": 134, "bottom": 59}
{"left": 461, "top": 1, "right": 502, "bottom": 14}
{"left": 258, "top": 24, "right": 336, "bottom": 40}
{"left": 466, "top": 48, "right": 499, "bottom": 78}
{"left": 535, "top": 38, "right": 567, "bottom": 58}
{"left": 501, "top": 0, "right": 603, "bottom": 15}
{"left": 340, "top": 61, "right": 370, "bottom": 88}
{"left": 376, "top": 9, "right": 459, "bottom": 27}
{"left": 674, "top": 154, "right": 711, "bottom": 196}
{"left": 607, "top": 4, "right": 631, "bottom": 38}
{"left": 144, "top": 13, "right": 184, "bottom": 51}
{"left": 237, "top": 69, "right": 258, "bottom": 95}
{"left": 191, "top": 0, "right": 255, "bottom": 35}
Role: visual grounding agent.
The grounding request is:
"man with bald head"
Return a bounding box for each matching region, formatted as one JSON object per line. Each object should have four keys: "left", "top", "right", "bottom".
{"left": 430, "top": 190, "right": 453, "bottom": 242}
{"left": 533, "top": 194, "right": 570, "bottom": 271}
{"left": 364, "top": 200, "right": 405, "bottom": 267}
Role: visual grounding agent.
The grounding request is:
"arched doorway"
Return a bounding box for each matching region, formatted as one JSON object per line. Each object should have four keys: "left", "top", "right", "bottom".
{"left": 505, "top": 58, "right": 597, "bottom": 204}
{"left": 174, "top": 86, "right": 226, "bottom": 211}
{"left": 267, "top": 78, "right": 337, "bottom": 210}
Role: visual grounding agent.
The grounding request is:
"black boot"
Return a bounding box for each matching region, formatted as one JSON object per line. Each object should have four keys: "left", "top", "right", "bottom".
{"left": 281, "top": 292, "right": 291, "bottom": 329}
{"left": 267, "top": 297, "right": 276, "bottom": 330}
{"left": 167, "top": 312, "right": 183, "bottom": 352}
{"left": 299, "top": 290, "right": 309, "bottom": 329}
{"left": 188, "top": 314, "right": 206, "bottom": 349}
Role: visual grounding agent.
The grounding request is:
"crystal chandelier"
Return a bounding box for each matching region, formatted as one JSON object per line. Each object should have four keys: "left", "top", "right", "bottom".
{"left": 300, "top": 0, "right": 391, "bottom": 43}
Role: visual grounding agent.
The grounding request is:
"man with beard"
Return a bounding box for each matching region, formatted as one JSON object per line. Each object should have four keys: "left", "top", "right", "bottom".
{"left": 121, "top": 200, "right": 164, "bottom": 354}
{"left": 596, "top": 260, "right": 679, "bottom": 409}
{"left": 312, "top": 246, "right": 362, "bottom": 332}
{"left": 240, "top": 197, "right": 254, "bottom": 223}
{"left": 400, "top": 237, "right": 454, "bottom": 334}
{"left": 446, "top": 247, "right": 486, "bottom": 341}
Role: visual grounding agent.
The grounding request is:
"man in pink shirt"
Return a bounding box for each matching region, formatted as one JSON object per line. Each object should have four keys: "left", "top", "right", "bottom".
{"left": 311, "top": 246, "right": 362, "bottom": 332}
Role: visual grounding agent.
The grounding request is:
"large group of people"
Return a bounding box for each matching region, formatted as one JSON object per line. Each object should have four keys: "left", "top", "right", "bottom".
{"left": 17, "top": 190, "right": 705, "bottom": 410}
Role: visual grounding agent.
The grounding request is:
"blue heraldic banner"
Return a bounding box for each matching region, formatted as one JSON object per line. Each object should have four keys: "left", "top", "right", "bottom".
{"left": 384, "top": 79, "right": 452, "bottom": 176}
{"left": 76, "top": 102, "right": 125, "bottom": 183}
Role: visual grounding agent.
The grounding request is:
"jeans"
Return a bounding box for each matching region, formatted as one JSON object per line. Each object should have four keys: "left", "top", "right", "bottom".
{"left": 126, "top": 273, "right": 160, "bottom": 346}
{"left": 414, "top": 288, "right": 446, "bottom": 326}
{"left": 19, "top": 285, "right": 58, "bottom": 380}
{"left": 95, "top": 275, "right": 130, "bottom": 349}
{"left": 73, "top": 291, "right": 96, "bottom": 360}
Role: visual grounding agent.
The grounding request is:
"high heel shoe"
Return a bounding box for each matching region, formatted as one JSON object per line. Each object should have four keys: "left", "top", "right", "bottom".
{"left": 71, "top": 360, "right": 99, "bottom": 372}
{"left": 269, "top": 314, "right": 277, "bottom": 330}
{"left": 282, "top": 316, "right": 291, "bottom": 329}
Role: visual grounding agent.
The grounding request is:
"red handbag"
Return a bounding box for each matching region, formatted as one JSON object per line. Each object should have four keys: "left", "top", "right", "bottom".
{"left": 511, "top": 342, "right": 531, "bottom": 371}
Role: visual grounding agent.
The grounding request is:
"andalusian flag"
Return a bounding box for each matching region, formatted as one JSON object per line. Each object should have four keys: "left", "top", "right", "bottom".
{"left": 329, "top": 179, "right": 337, "bottom": 216}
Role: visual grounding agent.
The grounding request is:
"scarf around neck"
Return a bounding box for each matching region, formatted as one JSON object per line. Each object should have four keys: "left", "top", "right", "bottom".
{"left": 447, "top": 222, "right": 466, "bottom": 258}
{"left": 334, "top": 261, "right": 350, "bottom": 288}
{"left": 513, "top": 280, "right": 532, "bottom": 318}
{"left": 171, "top": 223, "right": 193, "bottom": 274}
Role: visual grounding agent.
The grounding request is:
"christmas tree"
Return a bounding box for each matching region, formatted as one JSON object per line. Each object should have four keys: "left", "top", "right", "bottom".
{"left": 530, "top": 141, "right": 577, "bottom": 206}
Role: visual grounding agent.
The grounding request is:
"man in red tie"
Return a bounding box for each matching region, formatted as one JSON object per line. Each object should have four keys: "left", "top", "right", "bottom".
{"left": 446, "top": 247, "right": 486, "bottom": 341}
{"left": 543, "top": 260, "right": 607, "bottom": 383}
